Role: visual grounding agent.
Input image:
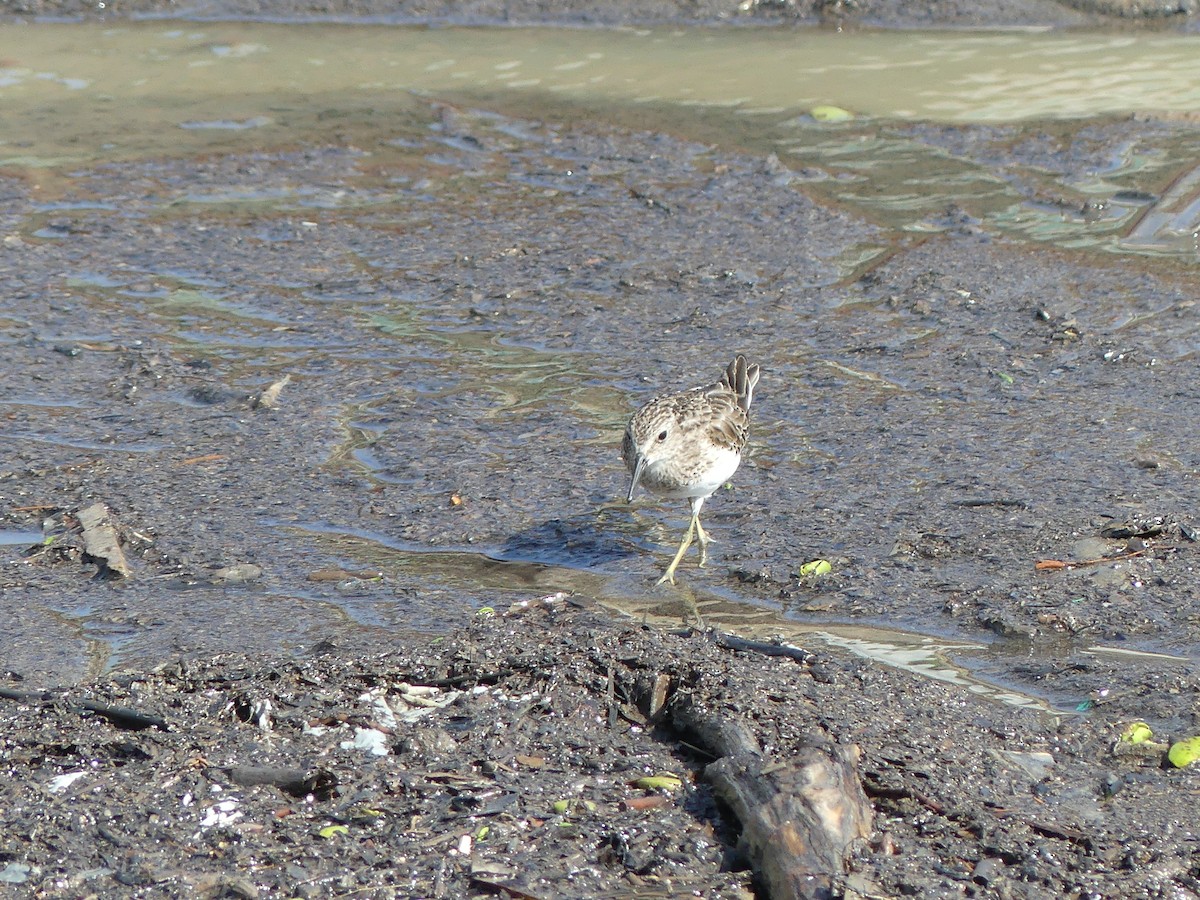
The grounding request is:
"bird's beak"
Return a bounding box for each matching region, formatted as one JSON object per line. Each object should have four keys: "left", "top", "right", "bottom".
{"left": 626, "top": 454, "right": 646, "bottom": 503}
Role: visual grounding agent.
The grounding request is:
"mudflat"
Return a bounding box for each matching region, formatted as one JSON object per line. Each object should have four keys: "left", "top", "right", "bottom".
{"left": 2, "top": 2, "right": 1200, "bottom": 897}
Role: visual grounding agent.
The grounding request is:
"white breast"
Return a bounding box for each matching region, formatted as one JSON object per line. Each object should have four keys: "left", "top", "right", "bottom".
{"left": 650, "top": 446, "right": 742, "bottom": 500}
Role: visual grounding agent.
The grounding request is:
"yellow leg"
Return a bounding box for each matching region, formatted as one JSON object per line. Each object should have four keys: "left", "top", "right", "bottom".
{"left": 657, "top": 513, "right": 697, "bottom": 586}
{"left": 658, "top": 497, "right": 709, "bottom": 585}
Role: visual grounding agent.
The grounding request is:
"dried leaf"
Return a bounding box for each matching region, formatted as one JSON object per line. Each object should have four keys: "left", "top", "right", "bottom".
{"left": 255, "top": 373, "right": 291, "bottom": 409}
{"left": 77, "top": 503, "right": 131, "bottom": 577}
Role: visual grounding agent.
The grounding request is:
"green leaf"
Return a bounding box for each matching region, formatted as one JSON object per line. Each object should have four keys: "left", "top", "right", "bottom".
{"left": 1168, "top": 736, "right": 1200, "bottom": 768}
{"left": 811, "top": 105, "right": 853, "bottom": 122}
{"left": 799, "top": 559, "right": 832, "bottom": 577}
{"left": 1119, "top": 722, "right": 1154, "bottom": 745}
{"left": 634, "top": 774, "right": 682, "bottom": 792}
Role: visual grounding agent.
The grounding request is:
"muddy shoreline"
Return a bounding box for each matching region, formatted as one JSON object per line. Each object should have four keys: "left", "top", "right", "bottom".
{"left": 4, "top": 600, "right": 1200, "bottom": 898}
{"left": 4, "top": 0, "right": 1200, "bottom": 28}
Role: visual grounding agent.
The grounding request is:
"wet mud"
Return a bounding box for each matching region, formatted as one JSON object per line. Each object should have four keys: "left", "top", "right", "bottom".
{"left": 3, "top": 0, "right": 1198, "bottom": 28}
{"left": 3, "top": 6, "right": 1200, "bottom": 898}
{"left": 4, "top": 601, "right": 1200, "bottom": 899}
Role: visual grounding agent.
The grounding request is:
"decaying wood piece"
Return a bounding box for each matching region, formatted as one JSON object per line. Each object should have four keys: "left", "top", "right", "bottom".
{"left": 667, "top": 695, "right": 873, "bottom": 900}
{"left": 222, "top": 765, "right": 338, "bottom": 799}
{"left": 707, "top": 734, "right": 873, "bottom": 900}
{"left": 76, "top": 502, "right": 132, "bottom": 577}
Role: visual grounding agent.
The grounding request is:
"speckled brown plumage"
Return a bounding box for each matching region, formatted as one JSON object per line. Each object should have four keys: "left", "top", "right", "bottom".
{"left": 622, "top": 356, "right": 761, "bottom": 585}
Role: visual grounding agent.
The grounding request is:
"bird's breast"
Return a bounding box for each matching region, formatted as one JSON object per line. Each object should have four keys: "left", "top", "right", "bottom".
{"left": 636, "top": 446, "right": 742, "bottom": 500}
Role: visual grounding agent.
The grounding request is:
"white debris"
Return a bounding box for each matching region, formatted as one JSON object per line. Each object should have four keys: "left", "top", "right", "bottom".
{"left": 250, "top": 698, "right": 273, "bottom": 732}
{"left": 393, "top": 683, "right": 463, "bottom": 723}
{"left": 199, "top": 799, "right": 243, "bottom": 829}
{"left": 47, "top": 772, "right": 86, "bottom": 793}
{"left": 340, "top": 726, "right": 390, "bottom": 757}
{"left": 358, "top": 687, "right": 398, "bottom": 730}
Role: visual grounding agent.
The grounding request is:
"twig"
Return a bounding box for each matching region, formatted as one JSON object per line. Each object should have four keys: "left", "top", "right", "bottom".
{"left": 0, "top": 686, "right": 168, "bottom": 730}
{"left": 1035, "top": 549, "right": 1149, "bottom": 570}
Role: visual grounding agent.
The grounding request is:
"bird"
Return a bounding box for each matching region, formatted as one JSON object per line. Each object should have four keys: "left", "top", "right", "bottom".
{"left": 622, "top": 355, "right": 760, "bottom": 585}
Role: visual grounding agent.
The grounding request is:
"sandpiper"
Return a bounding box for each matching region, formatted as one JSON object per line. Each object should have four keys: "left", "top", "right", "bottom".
{"left": 622, "top": 355, "right": 760, "bottom": 585}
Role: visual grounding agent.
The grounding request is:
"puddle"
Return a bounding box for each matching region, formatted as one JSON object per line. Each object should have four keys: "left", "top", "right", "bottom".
{"left": 5, "top": 26, "right": 1200, "bottom": 139}
{"left": 1121, "top": 161, "right": 1200, "bottom": 255}
{"left": 0, "top": 530, "right": 44, "bottom": 547}
{"left": 268, "top": 514, "right": 1200, "bottom": 719}
{"left": 285, "top": 521, "right": 1104, "bottom": 716}
{"left": 809, "top": 630, "right": 1056, "bottom": 714}
{"left": 291, "top": 522, "right": 583, "bottom": 594}
{"left": 1085, "top": 643, "right": 1192, "bottom": 663}
{"left": 1, "top": 433, "right": 164, "bottom": 453}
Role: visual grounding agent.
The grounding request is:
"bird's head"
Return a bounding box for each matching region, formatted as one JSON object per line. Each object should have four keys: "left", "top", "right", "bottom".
{"left": 622, "top": 399, "right": 678, "bottom": 502}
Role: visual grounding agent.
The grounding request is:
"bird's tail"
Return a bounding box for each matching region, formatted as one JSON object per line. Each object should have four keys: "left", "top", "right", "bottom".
{"left": 722, "top": 355, "right": 761, "bottom": 412}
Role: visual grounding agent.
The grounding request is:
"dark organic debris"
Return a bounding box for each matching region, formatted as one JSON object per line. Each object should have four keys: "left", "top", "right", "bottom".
{"left": 1099, "top": 515, "right": 1170, "bottom": 539}
{"left": 2, "top": 602, "right": 1200, "bottom": 898}
{"left": 222, "top": 765, "right": 338, "bottom": 799}
{"left": 0, "top": 685, "right": 168, "bottom": 731}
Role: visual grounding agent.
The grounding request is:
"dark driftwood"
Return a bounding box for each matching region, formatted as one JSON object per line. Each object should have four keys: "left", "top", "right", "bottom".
{"left": 712, "top": 632, "right": 815, "bottom": 664}
{"left": 223, "top": 765, "right": 338, "bottom": 799}
{"left": 665, "top": 695, "right": 872, "bottom": 900}
{"left": 0, "top": 686, "right": 168, "bottom": 731}
{"left": 667, "top": 692, "right": 761, "bottom": 758}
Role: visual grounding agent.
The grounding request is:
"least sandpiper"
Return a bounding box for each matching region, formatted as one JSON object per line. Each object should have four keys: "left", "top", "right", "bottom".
{"left": 623, "top": 355, "right": 761, "bottom": 585}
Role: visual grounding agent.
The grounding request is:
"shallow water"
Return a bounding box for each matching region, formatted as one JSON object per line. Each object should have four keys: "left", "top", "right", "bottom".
{"left": 3, "top": 23, "right": 1200, "bottom": 256}
{"left": 5, "top": 24, "right": 1200, "bottom": 138}
{"left": 287, "top": 523, "right": 1080, "bottom": 715}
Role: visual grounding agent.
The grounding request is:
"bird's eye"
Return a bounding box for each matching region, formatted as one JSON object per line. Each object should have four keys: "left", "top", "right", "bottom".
{"left": 656, "top": 430, "right": 668, "bottom": 442}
